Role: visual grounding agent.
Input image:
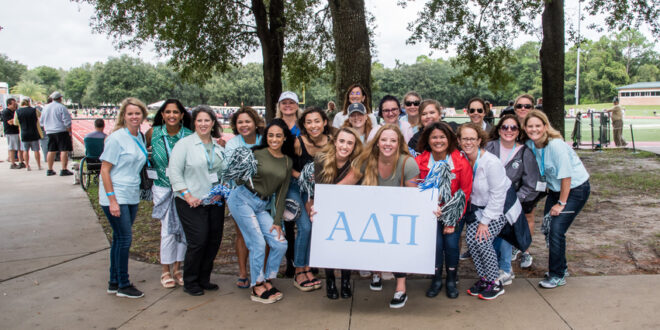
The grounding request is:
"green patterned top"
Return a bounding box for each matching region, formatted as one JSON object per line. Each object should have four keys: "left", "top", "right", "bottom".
{"left": 151, "top": 125, "right": 193, "bottom": 187}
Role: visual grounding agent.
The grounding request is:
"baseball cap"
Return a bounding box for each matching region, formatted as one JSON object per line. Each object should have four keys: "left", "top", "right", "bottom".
{"left": 347, "top": 103, "right": 366, "bottom": 115}
{"left": 278, "top": 91, "right": 299, "bottom": 103}
{"left": 50, "top": 91, "right": 63, "bottom": 100}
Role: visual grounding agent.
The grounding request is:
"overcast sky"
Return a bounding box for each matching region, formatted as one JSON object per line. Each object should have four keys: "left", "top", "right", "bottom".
{"left": 0, "top": 0, "right": 657, "bottom": 71}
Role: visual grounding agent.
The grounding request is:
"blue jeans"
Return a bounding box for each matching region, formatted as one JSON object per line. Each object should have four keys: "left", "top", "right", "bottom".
{"left": 102, "top": 204, "right": 139, "bottom": 288}
{"left": 544, "top": 180, "right": 590, "bottom": 278}
{"left": 286, "top": 178, "right": 312, "bottom": 267}
{"left": 435, "top": 223, "right": 460, "bottom": 272}
{"left": 493, "top": 237, "right": 512, "bottom": 273}
{"left": 228, "top": 186, "right": 288, "bottom": 286}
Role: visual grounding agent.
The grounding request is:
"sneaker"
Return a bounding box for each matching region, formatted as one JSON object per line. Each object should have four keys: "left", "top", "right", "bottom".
{"left": 479, "top": 281, "right": 505, "bottom": 300}
{"left": 116, "top": 284, "right": 144, "bottom": 298}
{"left": 19, "top": 162, "right": 26, "bottom": 169}
{"left": 539, "top": 276, "right": 566, "bottom": 289}
{"left": 359, "top": 270, "right": 372, "bottom": 278}
{"left": 511, "top": 248, "right": 521, "bottom": 261}
{"left": 107, "top": 282, "right": 118, "bottom": 294}
{"left": 459, "top": 251, "right": 471, "bottom": 260}
{"left": 46, "top": 170, "right": 56, "bottom": 176}
{"left": 497, "top": 270, "right": 515, "bottom": 286}
{"left": 389, "top": 291, "right": 408, "bottom": 308}
{"left": 467, "top": 278, "right": 488, "bottom": 296}
{"left": 370, "top": 274, "right": 382, "bottom": 291}
{"left": 10, "top": 163, "right": 20, "bottom": 169}
{"left": 520, "top": 252, "right": 533, "bottom": 268}
{"left": 60, "top": 169, "right": 74, "bottom": 176}
{"left": 381, "top": 272, "right": 395, "bottom": 280}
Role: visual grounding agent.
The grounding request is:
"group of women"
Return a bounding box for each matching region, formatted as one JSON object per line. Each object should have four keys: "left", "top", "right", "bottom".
{"left": 96, "top": 88, "right": 590, "bottom": 309}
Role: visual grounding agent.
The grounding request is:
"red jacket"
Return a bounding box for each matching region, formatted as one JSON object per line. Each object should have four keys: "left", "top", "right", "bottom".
{"left": 415, "top": 149, "right": 473, "bottom": 221}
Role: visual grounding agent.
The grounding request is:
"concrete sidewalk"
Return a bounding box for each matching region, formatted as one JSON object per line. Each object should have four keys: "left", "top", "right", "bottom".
{"left": 0, "top": 140, "right": 659, "bottom": 329}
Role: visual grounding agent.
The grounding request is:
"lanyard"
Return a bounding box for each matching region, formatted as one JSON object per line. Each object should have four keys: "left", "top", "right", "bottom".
{"left": 126, "top": 128, "right": 150, "bottom": 166}
{"left": 531, "top": 143, "right": 545, "bottom": 177}
{"left": 472, "top": 148, "right": 481, "bottom": 179}
{"left": 500, "top": 139, "right": 517, "bottom": 165}
{"left": 201, "top": 143, "right": 215, "bottom": 171}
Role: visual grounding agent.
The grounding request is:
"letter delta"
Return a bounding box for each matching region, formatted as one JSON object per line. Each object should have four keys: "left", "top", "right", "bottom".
{"left": 325, "top": 212, "right": 418, "bottom": 245}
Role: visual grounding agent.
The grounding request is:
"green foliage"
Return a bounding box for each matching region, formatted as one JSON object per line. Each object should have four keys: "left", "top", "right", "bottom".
{"left": 63, "top": 65, "right": 93, "bottom": 105}
{"left": 0, "top": 54, "right": 27, "bottom": 87}
{"left": 10, "top": 80, "right": 47, "bottom": 102}
{"left": 26, "top": 66, "right": 63, "bottom": 94}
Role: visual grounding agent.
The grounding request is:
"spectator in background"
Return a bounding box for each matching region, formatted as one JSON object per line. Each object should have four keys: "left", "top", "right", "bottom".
{"left": 38, "top": 98, "right": 51, "bottom": 160}
{"left": 325, "top": 101, "right": 338, "bottom": 124}
{"left": 85, "top": 119, "right": 107, "bottom": 140}
{"left": 14, "top": 99, "right": 44, "bottom": 170}
{"left": 535, "top": 97, "right": 543, "bottom": 110}
{"left": 40, "top": 92, "right": 74, "bottom": 176}
{"left": 501, "top": 100, "right": 515, "bottom": 117}
{"left": 605, "top": 97, "right": 626, "bottom": 147}
{"left": 484, "top": 100, "right": 495, "bottom": 126}
{"left": 2, "top": 98, "right": 24, "bottom": 169}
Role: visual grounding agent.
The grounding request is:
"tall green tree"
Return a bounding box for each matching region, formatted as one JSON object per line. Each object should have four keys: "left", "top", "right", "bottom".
{"left": 62, "top": 65, "right": 93, "bottom": 105}
{"left": 0, "top": 54, "right": 27, "bottom": 88}
{"left": 26, "top": 66, "right": 62, "bottom": 94}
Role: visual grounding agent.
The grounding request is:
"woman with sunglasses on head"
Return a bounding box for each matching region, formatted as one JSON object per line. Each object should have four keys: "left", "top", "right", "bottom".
{"left": 145, "top": 99, "right": 193, "bottom": 290}
{"left": 368, "top": 95, "right": 414, "bottom": 144}
{"left": 485, "top": 115, "right": 541, "bottom": 286}
{"left": 458, "top": 123, "right": 511, "bottom": 300}
{"left": 415, "top": 122, "right": 472, "bottom": 299}
{"left": 227, "top": 119, "right": 294, "bottom": 303}
{"left": 225, "top": 107, "right": 265, "bottom": 289}
{"left": 522, "top": 110, "right": 590, "bottom": 289}
{"left": 408, "top": 99, "right": 443, "bottom": 153}
{"left": 332, "top": 83, "right": 378, "bottom": 129}
{"left": 401, "top": 91, "right": 422, "bottom": 134}
{"left": 341, "top": 103, "right": 374, "bottom": 143}
{"left": 466, "top": 97, "right": 492, "bottom": 133}
{"left": 168, "top": 106, "right": 226, "bottom": 296}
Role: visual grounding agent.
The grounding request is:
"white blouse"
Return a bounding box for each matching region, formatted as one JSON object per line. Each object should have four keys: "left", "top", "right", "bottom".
{"left": 470, "top": 150, "right": 511, "bottom": 225}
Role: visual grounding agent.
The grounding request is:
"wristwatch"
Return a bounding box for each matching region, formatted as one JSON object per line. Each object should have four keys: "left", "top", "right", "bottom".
{"left": 557, "top": 200, "right": 567, "bottom": 206}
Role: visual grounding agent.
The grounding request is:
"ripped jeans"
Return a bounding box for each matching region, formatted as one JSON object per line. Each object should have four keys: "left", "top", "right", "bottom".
{"left": 227, "top": 185, "right": 288, "bottom": 286}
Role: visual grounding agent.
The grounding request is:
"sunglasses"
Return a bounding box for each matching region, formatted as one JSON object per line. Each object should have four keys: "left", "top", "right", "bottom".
{"left": 405, "top": 101, "right": 420, "bottom": 107}
{"left": 468, "top": 108, "right": 484, "bottom": 114}
{"left": 500, "top": 124, "right": 518, "bottom": 132}
{"left": 515, "top": 104, "right": 533, "bottom": 109}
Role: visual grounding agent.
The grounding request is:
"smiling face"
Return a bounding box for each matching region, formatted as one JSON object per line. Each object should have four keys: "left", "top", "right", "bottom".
{"left": 266, "top": 125, "right": 285, "bottom": 151}
{"left": 194, "top": 111, "right": 214, "bottom": 136}
{"left": 468, "top": 100, "right": 485, "bottom": 125}
{"left": 279, "top": 99, "right": 299, "bottom": 116}
{"left": 459, "top": 127, "right": 480, "bottom": 156}
{"left": 335, "top": 131, "right": 356, "bottom": 162}
{"left": 515, "top": 97, "right": 534, "bottom": 122}
{"left": 378, "top": 129, "right": 399, "bottom": 158}
{"left": 349, "top": 86, "right": 365, "bottom": 104}
{"left": 524, "top": 116, "right": 547, "bottom": 143}
{"left": 499, "top": 118, "right": 519, "bottom": 143}
{"left": 381, "top": 100, "right": 400, "bottom": 124}
{"left": 162, "top": 103, "right": 183, "bottom": 128}
{"left": 404, "top": 96, "right": 421, "bottom": 117}
{"left": 303, "top": 112, "right": 327, "bottom": 138}
{"left": 349, "top": 111, "right": 366, "bottom": 128}
{"left": 429, "top": 128, "right": 449, "bottom": 156}
{"left": 124, "top": 104, "right": 144, "bottom": 131}
{"left": 420, "top": 104, "right": 441, "bottom": 127}
{"left": 236, "top": 113, "right": 256, "bottom": 137}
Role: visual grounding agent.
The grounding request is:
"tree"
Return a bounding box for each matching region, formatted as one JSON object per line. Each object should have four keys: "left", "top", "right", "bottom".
{"left": 406, "top": 0, "right": 659, "bottom": 135}
{"left": 10, "top": 80, "right": 47, "bottom": 102}
{"left": 28, "top": 66, "right": 63, "bottom": 94}
{"left": 0, "top": 54, "right": 27, "bottom": 88}
{"left": 63, "top": 65, "right": 93, "bottom": 105}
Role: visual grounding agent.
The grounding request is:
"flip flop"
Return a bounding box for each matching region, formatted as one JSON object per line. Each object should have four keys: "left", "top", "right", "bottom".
{"left": 236, "top": 277, "right": 250, "bottom": 289}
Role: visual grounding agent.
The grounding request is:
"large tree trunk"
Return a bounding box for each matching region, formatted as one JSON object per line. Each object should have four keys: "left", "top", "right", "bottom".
{"left": 253, "top": 0, "right": 285, "bottom": 122}
{"left": 540, "top": 0, "right": 565, "bottom": 136}
{"left": 329, "top": 0, "right": 372, "bottom": 111}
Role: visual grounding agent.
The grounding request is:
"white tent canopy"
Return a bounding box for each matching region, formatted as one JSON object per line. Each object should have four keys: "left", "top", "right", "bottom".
{"left": 148, "top": 100, "right": 165, "bottom": 109}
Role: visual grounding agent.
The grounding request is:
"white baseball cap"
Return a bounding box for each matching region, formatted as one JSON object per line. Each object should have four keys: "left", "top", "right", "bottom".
{"left": 278, "top": 91, "right": 299, "bottom": 103}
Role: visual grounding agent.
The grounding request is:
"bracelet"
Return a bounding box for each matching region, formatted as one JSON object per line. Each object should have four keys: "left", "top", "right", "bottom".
{"left": 106, "top": 192, "right": 115, "bottom": 197}
{"left": 180, "top": 190, "right": 190, "bottom": 197}
{"left": 557, "top": 200, "right": 567, "bottom": 206}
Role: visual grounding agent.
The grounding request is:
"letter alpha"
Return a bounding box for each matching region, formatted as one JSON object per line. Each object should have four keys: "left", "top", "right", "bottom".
{"left": 326, "top": 212, "right": 355, "bottom": 241}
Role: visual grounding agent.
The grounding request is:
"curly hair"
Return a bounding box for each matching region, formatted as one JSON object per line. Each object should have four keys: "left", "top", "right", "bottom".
{"left": 417, "top": 122, "right": 458, "bottom": 154}
{"left": 457, "top": 122, "right": 488, "bottom": 148}
{"left": 353, "top": 124, "right": 410, "bottom": 186}
{"left": 230, "top": 106, "right": 265, "bottom": 136}
{"left": 316, "top": 127, "right": 363, "bottom": 184}
{"left": 298, "top": 106, "right": 332, "bottom": 148}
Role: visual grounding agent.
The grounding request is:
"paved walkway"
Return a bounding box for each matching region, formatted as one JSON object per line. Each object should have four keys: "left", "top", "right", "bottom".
{"left": 0, "top": 140, "right": 659, "bottom": 329}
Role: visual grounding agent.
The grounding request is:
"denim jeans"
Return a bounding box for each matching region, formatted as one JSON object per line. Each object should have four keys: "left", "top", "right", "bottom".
{"left": 286, "top": 178, "right": 312, "bottom": 267}
{"left": 493, "top": 237, "right": 513, "bottom": 273}
{"left": 102, "top": 204, "right": 139, "bottom": 288}
{"left": 228, "top": 186, "right": 288, "bottom": 286}
{"left": 435, "top": 222, "right": 461, "bottom": 272}
{"left": 544, "top": 180, "right": 590, "bottom": 278}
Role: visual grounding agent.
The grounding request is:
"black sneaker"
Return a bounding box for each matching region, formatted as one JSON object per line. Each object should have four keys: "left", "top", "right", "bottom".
{"left": 19, "top": 162, "right": 26, "bottom": 169}
{"left": 46, "top": 170, "right": 56, "bottom": 176}
{"left": 478, "top": 281, "right": 505, "bottom": 300}
{"left": 107, "top": 282, "right": 118, "bottom": 294}
{"left": 116, "top": 284, "right": 144, "bottom": 298}
{"left": 389, "top": 291, "right": 408, "bottom": 308}
{"left": 60, "top": 169, "right": 74, "bottom": 176}
{"left": 467, "top": 278, "right": 488, "bottom": 296}
{"left": 183, "top": 285, "right": 204, "bottom": 296}
{"left": 200, "top": 282, "right": 219, "bottom": 291}
{"left": 369, "top": 274, "right": 382, "bottom": 291}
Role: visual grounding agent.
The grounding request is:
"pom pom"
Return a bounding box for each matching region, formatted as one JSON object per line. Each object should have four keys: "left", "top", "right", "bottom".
{"left": 222, "top": 146, "right": 257, "bottom": 186}
{"left": 439, "top": 189, "right": 466, "bottom": 227}
{"left": 298, "top": 162, "right": 315, "bottom": 200}
{"left": 541, "top": 212, "right": 552, "bottom": 248}
{"left": 418, "top": 160, "right": 455, "bottom": 203}
{"left": 201, "top": 184, "right": 232, "bottom": 206}
{"left": 408, "top": 146, "right": 418, "bottom": 157}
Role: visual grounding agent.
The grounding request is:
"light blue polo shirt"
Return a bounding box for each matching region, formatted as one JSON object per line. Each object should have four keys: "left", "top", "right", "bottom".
{"left": 526, "top": 138, "right": 589, "bottom": 192}
{"left": 98, "top": 129, "right": 147, "bottom": 206}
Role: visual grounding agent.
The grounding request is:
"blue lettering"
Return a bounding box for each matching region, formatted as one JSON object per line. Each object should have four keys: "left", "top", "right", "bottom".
{"left": 389, "top": 214, "right": 418, "bottom": 246}
{"left": 359, "top": 213, "right": 385, "bottom": 243}
{"left": 326, "top": 212, "right": 355, "bottom": 241}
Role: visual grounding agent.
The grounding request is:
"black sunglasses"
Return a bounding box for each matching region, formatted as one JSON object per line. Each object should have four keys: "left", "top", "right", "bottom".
{"left": 468, "top": 108, "right": 484, "bottom": 114}
{"left": 405, "top": 101, "right": 420, "bottom": 107}
{"left": 515, "top": 104, "right": 533, "bottom": 109}
{"left": 500, "top": 124, "right": 518, "bottom": 132}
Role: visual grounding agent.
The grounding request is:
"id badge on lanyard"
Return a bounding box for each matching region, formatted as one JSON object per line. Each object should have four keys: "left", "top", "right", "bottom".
{"left": 532, "top": 143, "right": 547, "bottom": 192}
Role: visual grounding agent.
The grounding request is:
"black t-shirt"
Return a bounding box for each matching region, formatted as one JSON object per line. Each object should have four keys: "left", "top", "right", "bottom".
{"left": 2, "top": 108, "right": 19, "bottom": 134}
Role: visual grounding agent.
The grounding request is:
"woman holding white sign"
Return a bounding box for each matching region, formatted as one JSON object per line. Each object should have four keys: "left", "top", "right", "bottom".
{"left": 458, "top": 123, "right": 511, "bottom": 301}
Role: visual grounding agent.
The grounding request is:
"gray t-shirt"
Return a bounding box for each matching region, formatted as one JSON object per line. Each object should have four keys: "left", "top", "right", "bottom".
{"left": 378, "top": 155, "right": 419, "bottom": 187}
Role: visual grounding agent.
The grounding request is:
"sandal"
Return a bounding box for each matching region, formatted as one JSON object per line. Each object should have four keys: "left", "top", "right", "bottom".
{"left": 293, "top": 272, "right": 316, "bottom": 292}
{"left": 265, "top": 279, "right": 284, "bottom": 301}
{"left": 236, "top": 277, "right": 250, "bottom": 289}
{"left": 250, "top": 283, "right": 277, "bottom": 304}
{"left": 303, "top": 270, "right": 322, "bottom": 290}
{"left": 160, "top": 272, "right": 175, "bottom": 289}
{"left": 173, "top": 270, "right": 184, "bottom": 286}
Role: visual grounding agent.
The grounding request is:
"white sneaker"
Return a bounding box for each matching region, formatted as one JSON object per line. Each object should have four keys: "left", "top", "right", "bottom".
{"left": 359, "top": 270, "right": 372, "bottom": 278}
{"left": 497, "top": 269, "right": 515, "bottom": 286}
{"left": 520, "top": 252, "right": 533, "bottom": 268}
{"left": 389, "top": 291, "right": 407, "bottom": 308}
{"left": 381, "top": 272, "right": 395, "bottom": 280}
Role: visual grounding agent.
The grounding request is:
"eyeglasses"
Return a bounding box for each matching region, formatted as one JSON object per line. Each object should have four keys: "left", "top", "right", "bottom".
{"left": 468, "top": 108, "right": 484, "bottom": 114}
{"left": 381, "top": 108, "right": 399, "bottom": 115}
{"left": 500, "top": 125, "right": 518, "bottom": 132}
{"left": 350, "top": 91, "right": 362, "bottom": 96}
{"left": 405, "top": 101, "right": 420, "bottom": 107}
{"left": 460, "top": 137, "right": 478, "bottom": 143}
{"left": 515, "top": 104, "right": 533, "bottom": 109}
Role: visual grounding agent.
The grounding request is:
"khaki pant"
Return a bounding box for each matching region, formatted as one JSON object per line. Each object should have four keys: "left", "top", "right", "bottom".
{"left": 612, "top": 119, "right": 626, "bottom": 147}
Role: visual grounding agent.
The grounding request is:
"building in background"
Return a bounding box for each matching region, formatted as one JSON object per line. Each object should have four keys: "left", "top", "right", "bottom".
{"left": 617, "top": 82, "right": 660, "bottom": 106}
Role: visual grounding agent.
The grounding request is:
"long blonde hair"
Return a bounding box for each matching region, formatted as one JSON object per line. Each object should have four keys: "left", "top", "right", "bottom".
{"left": 353, "top": 124, "right": 410, "bottom": 186}
{"left": 522, "top": 110, "right": 563, "bottom": 147}
{"left": 113, "top": 97, "right": 148, "bottom": 132}
{"left": 316, "top": 127, "right": 363, "bottom": 184}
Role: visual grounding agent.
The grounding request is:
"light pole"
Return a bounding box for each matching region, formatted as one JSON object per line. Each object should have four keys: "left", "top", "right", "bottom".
{"left": 575, "top": 0, "right": 581, "bottom": 106}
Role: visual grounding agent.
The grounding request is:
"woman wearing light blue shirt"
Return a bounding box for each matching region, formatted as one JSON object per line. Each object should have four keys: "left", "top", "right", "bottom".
{"left": 99, "top": 97, "right": 149, "bottom": 299}
{"left": 168, "top": 106, "right": 226, "bottom": 296}
{"left": 523, "top": 110, "right": 590, "bottom": 289}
